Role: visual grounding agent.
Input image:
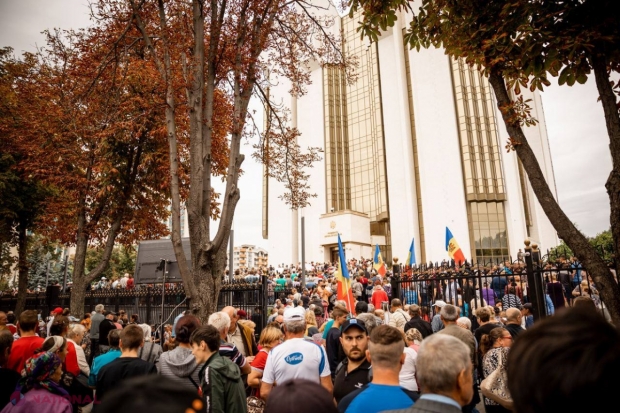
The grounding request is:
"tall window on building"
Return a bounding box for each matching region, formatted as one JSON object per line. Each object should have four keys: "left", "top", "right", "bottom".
{"left": 451, "top": 58, "right": 510, "bottom": 262}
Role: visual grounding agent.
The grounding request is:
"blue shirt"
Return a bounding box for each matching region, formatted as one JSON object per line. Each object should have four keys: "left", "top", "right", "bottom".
{"left": 344, "top": 383, "right": 415, "bottom": 413}
{"left": 418, "top": 394, "right": 461, "bottom": 410}
{"left": 88, "top": 349, "right": 121, "bottom": 386}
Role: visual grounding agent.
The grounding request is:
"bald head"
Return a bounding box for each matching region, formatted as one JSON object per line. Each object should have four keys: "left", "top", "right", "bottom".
{"left": 506, "top": 308, "right": 522, "bottom": 324}
{"left": 222, "top": 306, "right": 238, "bottom": 328}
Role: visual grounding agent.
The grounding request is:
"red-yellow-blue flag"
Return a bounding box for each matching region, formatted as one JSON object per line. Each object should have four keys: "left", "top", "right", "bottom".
{"left": 336, "top": 234, "right": 356, "bottom": 314}
{"left": 373, "top": 244, "right": 387, "bottom": 277}
{"left": 446, "top": 227, "right": 466, "bottom": 265}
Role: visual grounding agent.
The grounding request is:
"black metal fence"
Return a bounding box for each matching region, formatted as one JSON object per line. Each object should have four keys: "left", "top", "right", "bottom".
{"left": 0, "top": 279, "right": 269, "bottom": 333}
{"left": 390, "top": 248, "right": 609, "bottom": 324}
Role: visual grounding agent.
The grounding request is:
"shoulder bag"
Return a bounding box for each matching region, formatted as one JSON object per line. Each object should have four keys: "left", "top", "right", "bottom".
{"left": 480, "top": 349, "right": 513, "bottom": 410}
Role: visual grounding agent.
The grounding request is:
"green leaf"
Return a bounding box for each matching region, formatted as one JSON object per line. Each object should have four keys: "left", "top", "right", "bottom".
{"left": 558, "top": 66, "right": 570, "bottom": 85}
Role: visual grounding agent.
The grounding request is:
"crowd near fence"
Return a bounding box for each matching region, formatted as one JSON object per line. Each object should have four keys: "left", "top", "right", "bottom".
{"left": 1, "top": 242, "right": 613, "bottom": 333}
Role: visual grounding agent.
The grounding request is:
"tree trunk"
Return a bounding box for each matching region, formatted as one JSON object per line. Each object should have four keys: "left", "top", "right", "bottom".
{"left": 591, "top": 54, "right": 620, "bottom": 275}
{"left": 70, "top": 226, "right": 89, "bottom": 316}
{"left": 488, "top": 71, "right": 620, "bottom": 327}
{"left": 193, "top": 244, "right": 229, "bottom": 322}
{"left": 14, "top": 223, "right": 29, "bottom": 316}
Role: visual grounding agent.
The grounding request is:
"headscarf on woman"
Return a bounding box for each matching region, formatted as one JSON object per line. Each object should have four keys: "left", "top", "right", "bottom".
{"left": 11, "top": 352, "right": 68, "bottom": 405}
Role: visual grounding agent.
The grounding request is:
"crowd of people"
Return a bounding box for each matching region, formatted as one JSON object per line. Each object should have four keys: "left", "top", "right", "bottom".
{"left": 0, "top": 287, "right": 618, "bottom": 413}
{"left": 0, "top": 253, "right": 617, "bottom": 413}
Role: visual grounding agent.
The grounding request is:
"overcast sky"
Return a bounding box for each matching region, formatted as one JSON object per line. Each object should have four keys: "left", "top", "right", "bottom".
{"left": 0, "top": 0, "right": 612, "bottom": 250}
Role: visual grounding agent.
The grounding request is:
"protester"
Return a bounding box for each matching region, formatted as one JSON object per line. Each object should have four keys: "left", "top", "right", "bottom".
{"left": 47, "top": 307, "right": 64, "bottom": 337}
{"left": 90, "top": 305, "right": 105, "bottom": 364}
{"left": 88, "top": 330, "right": 121, "bottom": 387}
{"left": 333, "top": 319, "right": 371, "bottom": 404}
{"left": 6, "top": 310, "right": 44, "bottom": 373}
{"left": 383, "top": 334, "right": 473, "bottom": 413}
{"left": 326, "top": 305, "right": 348, "bottom": 379}
{"left": 137, "top": 324, "right": 162, "bottom": 366}
{"left": 437, "top": 304, "right": 479, "bottom": 413}
{"left": 480, "top": 327, "right": 512, "bottom": 412}
{"left": 95, "top": 325, "right": 158, "bottom": 406}
{"left": 49, "top": 316, "right": 80, "bottom": 377}
{"left": 503, "top": 308, "right": 525, "bottom": 340}
{"left": 507, "top": 306, "right": 620, "bottom": 413}
{"left": 190, "top": 325, "right": 247, "bottom": 413}
{"left": 404, "top": 328, "right": 423, "bottom": 353}
{"left": 247, "top": 326, "right": 284, "bottom": 398}
{"left": 338, "top": 325, "right": 418, "bottom": 413}
{"left": 403, "top": 305, "right": 432, "bottom": 338}
{"left": 260, "top": 306, "right": 332, "bottom": 399}
{"left": 430, "top": 300, "right": 446, "bottom": 333}
{"left": 207, "top": 311, "right": 251, "bottom": 375}
{"left": 66, "top": 323, "right": 90, "bottom": 376}
{"left": 1, "top": 352, "right": 71, "bottom": 413}
{"left": 398, "top": 331, "right": 419, "bottom": 395}
{"left": 388, "top": 299, "right": 410, "bottom": 332}
{"left": 98, "top": 311, "right": 118, "bottom": 354}
{"left": 264, "top": 379, "right": 338, "bottom": 413}
{"left": 0, "top": 330, "right": 20, "bottom": 408}
{"left": 157, "top": 315, "right": 202, "bottom": 391}
{"left": 222, "top": 306, "right": 258, "bottom": 358}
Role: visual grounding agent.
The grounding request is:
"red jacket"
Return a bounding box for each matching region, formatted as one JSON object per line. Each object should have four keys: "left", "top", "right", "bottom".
{"left": 371, "top": 288, "right": 389, "bottom": 310}
{"left": 63, "top": 340, "right": 80, "bottom": 376}
{"left": 6, "top": 336, "right": 44, "bottom": 373}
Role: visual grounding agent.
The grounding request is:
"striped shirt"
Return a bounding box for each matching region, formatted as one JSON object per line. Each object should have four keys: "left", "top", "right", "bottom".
{"left": 219, "top": 340, "right": 247, "bottom": 369}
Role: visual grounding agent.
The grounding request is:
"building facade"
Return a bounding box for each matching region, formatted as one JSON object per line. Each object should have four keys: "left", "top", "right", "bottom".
{"left": 263, "top": 4, "right": 559, "bottom": 266}
{"left": 228, "top": 245, "right": 269, "bottom": 271}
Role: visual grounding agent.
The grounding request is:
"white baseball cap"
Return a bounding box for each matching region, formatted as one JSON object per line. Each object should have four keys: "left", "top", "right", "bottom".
{"left": 283, "top": 306, "right": 306, "bottom": 322}
{"left": 433, "top": 300, "right": 447, "bottom": 308}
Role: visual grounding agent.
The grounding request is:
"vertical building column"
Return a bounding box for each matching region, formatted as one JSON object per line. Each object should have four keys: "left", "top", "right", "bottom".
{"left": 291, "top": 94, "right": 299, "bottom": 264}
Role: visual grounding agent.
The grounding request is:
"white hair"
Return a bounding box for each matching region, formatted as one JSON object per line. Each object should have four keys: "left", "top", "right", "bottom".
{"left": 208, "top": 311, "right": 231, "bottom": 333}
{"left": 139, "top": 324, "right": 152, "bottom": 342}
{"left": 95, "top": 304, "right": 105, "bottom": 313}
{"left": 457, "top": 317, "right": 472, "bottom": 330}
{"left": 67, "top": 323, "right": 86, "bottom": 339}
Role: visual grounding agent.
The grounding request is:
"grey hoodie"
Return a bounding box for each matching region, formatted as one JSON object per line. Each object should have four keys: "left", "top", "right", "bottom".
{"left": 157, "top": 346, "right": 203, "bottom": 391}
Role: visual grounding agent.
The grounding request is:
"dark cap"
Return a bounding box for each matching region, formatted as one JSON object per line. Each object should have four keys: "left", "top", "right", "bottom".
{"left": 523, "top": 303, "right": 533, "bottom": 310}
{"left": 104, "top": 310, "right": 117, "bottom": 316}
{"left": 341, "top": 318, "right": 367, "bottom": 334}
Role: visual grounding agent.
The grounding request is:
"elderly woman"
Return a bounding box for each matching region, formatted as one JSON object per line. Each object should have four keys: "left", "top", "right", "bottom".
{"left": 399, "top": 329, "right": 419, "bottom": 395}
{"left": 66, "top": 324, "right": 90, "bottom": 377}
{"left": 2, "top": 352, "right": 71, "bottom": 413}
{"left": 405, "top": 328, "right": 423, "bottom": 352}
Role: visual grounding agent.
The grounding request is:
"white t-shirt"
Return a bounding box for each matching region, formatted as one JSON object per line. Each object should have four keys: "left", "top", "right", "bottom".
{"left": 262, "top": 337, "right": 330, "bottom": 385}
{"left": 399, "top": 347, "right": 418, "bottom": 392}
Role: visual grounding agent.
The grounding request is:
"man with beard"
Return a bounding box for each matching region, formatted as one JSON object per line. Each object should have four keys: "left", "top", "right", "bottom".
{"left": 333, "top": 318, "right": 371, "bottom": 404}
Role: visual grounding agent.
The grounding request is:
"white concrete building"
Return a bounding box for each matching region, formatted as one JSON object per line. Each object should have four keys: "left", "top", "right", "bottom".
{"left": 263, "top": 3, "right": 559, "bottom": 266}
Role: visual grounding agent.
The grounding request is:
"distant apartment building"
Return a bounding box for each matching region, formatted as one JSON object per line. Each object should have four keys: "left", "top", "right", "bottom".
{"left": 229, "top": 244, "right": 269, "bottom": 271}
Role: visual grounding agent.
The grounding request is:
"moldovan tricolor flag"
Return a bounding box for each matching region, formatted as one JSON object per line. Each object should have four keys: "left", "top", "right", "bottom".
{"left": 336, "top": 234, "right": 356, "bottom": 314}
{"left": 406, "top": 238, "right": 416, "bottom": 267}
{"left": 446, "top": 227, "right": 466, "bottom": 265}
{"left": 373, "top": 244, "right": 387, "bottom": 277}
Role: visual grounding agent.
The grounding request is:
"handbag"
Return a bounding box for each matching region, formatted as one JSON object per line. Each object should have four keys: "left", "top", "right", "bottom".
{"left": 61, "top": 371, "right": 94, "bottom": 406}
{"left": 480, "top": 349, "right": 513, "bottom": 410}
{"left": 247, "top": 395, "right": 265, "bottom": 413}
